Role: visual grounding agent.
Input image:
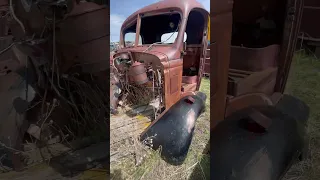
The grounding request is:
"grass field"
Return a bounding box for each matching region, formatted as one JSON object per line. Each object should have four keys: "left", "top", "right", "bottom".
{"left": 284, "top": 52, "right": 320, "bottom": 180}
{"left": 111, "top": 51, "right": 320, "bottom": 180}
{"left": 110, "top": 78, "right": 210, "bottom": 180}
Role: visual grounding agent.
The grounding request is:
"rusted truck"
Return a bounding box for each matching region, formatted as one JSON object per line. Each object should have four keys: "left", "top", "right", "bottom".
{"left": 110, "top": 0, "right": 209, "bottom": 163}
{"left": 111, "top": 0, "right": 309, "bottom": 179}
{"left": 211, "top": 0, "right": 309, "bottom": 179}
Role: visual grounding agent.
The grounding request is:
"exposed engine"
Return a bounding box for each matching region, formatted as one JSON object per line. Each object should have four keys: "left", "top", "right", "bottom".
{"left": 111, "top": 52, "right": 164, "bottom": 117}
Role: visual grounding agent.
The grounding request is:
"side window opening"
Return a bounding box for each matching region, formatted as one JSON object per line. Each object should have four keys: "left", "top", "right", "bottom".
{"left": 124, "top": 32, "right": 142, "bottom": 46}
{"left": 161, "top": 32, "right": 187, "bottom": 44}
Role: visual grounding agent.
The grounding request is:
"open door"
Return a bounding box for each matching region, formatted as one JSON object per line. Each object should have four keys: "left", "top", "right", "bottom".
{"left": 210, "top": 0, "right": 233, "bottom": 129}
{"left": 197, "top": 14, "right": 210, "bottom": 90}
{"left": 275, "top": 0, "right": 304, "bottom": 92}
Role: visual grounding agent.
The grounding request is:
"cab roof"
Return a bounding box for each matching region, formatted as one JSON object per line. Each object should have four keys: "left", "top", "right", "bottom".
{"left": 121, "top": 0, "right": 208, "bottom": 30}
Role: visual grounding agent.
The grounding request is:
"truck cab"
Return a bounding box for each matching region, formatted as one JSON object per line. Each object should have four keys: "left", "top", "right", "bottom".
{"left": 110, "top": 0, "right": 209, "bottom": 110}
{"left": 110, "top": 0, "right": 209, "bottom": 164}
{"left": 211, "top": 0, "right": 310, "bottom": 179}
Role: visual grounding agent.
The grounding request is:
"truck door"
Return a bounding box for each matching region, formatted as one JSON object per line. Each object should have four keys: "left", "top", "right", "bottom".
{"left": 210, "top": 0, "right": 233, "bottom": 128}
{"left": 275, "top": 0, "right": 304, "bottom": 93}
{"left": 197, "top": 14, "right": 210, "bottom": 90}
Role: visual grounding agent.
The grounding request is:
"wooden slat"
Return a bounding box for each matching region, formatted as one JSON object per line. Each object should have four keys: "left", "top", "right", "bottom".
{"left": 110, "top": 106, "right": 153, "bottom": 162}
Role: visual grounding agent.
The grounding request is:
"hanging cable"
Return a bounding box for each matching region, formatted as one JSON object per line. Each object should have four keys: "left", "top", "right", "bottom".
{"left": 9, "top": 0, "right": 26, "bottom": 34}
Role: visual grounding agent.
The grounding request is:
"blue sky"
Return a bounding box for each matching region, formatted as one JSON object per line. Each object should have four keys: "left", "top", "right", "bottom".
{"left": 110, "top": 0, "right": 210, "bottom": 42}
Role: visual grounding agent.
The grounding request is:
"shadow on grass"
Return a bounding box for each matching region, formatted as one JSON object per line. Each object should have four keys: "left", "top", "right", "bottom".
{"left": 49, "top": 141, "right": 109, "bottom": 178}
{"left": 124, "top": 104, "right": 155, "bottom": 120}
{"left": 189, "top": 140, "right": 210, "bottom": 180}
{"left": 110, "top": 169, "right": 125, "bottom": 180}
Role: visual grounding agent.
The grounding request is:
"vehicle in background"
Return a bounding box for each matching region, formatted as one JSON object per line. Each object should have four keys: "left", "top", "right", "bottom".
{"left": 298, "top": 0, "right": 320, "bottom": 57}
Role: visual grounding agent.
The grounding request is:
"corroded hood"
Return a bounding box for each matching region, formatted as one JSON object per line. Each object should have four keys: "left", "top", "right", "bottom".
{"left": 111, "top": 45, "right": 182, "bottom": 62}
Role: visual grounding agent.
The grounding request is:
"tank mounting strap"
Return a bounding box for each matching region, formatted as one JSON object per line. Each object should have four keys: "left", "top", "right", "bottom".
{"left": 248, "top": 108, "right": 272, "bottom": 130}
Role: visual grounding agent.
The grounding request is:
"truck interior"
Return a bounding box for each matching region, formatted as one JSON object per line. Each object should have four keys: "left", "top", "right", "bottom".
{"left": 123, "top": 9, "right": 208, "bottom": 94}
{"left": 123, "top": 13, "right": 182, "bottom": 45}
{"left": 227, "top": 0, "right": 287, "bottom": 96}
{"left": 182, "top": 9, "right": 206, "bottom": 93}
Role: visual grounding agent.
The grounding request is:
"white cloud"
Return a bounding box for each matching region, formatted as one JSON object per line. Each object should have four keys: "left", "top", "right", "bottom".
{"left": 110, "top": 14, "right": 126, "bottom": 42}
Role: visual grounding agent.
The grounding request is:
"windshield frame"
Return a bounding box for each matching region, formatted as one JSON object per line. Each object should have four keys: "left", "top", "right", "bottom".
{"left": 120, "top": 10, "right": 185, "bottom": 48}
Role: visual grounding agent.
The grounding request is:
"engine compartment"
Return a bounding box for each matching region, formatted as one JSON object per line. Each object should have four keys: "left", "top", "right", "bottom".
{"left": 111, "top": 52, "right": 164, "bottom": 117}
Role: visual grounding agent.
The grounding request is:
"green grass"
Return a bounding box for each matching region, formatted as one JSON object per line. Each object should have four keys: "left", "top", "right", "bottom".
{"left": 110, "top": 78, "right": 210, "bottom": 180}
{"left": 284, "top": 51, "right": 320, "bottom": 180}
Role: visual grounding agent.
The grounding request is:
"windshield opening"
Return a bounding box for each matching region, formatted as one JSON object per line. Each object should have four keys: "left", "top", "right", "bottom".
{"left": 123, "top": 12, "right": 185, "bottom": 46}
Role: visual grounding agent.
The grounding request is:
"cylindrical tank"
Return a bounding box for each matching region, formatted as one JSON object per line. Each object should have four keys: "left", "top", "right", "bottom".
{"left": 128, "top": 61, "right": 148, "bottom": 85}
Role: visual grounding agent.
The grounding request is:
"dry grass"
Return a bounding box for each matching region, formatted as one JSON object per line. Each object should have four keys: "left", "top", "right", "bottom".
{"left": 110, "top": 78, "right": 210, "bottom": 180}
{"left": 283, "top": 52, "right": 320, "bottom": 180}
{"left": 110, "top": 51, "right": 320, "bottom": 180}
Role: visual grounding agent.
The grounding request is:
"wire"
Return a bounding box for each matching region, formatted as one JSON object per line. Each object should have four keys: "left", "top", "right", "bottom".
{"left": 25, "top": 57, "right": 29, "bottom": 102}
{"left": 144, "top": 20, "right": 181, "bottom": 52}
{"left": 9, "top": 0, "right": 26, "bottom": 34}
{"left": 0, "top": 42, "right": 15, "bottom": 55}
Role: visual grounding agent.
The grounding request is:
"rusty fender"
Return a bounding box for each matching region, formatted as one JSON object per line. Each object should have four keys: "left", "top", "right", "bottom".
{"left": 211, "top": 95, "right": 309, "bottom": 180}
{"left": 140, "top": 91, "right": 206, "bottom": 165}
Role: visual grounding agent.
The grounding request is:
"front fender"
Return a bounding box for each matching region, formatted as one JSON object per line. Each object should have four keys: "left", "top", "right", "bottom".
{"left": 211, "top": 95, "right": 309, "bottom": 180}
{"left": 140, "top": 91, "right": 206, "bottom": 165}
